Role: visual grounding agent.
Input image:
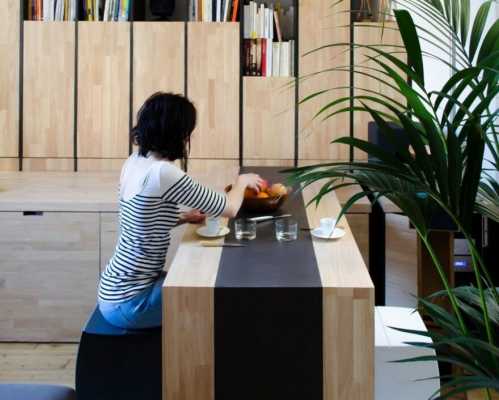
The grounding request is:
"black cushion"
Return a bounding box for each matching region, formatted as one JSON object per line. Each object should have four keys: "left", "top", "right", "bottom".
{"left": 0, "top": 384, "right": 76, "bottom": 400}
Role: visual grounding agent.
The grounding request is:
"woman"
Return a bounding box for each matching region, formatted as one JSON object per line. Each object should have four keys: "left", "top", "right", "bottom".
{"left": 98, "top": 92, "right": 263, "bottom": 329}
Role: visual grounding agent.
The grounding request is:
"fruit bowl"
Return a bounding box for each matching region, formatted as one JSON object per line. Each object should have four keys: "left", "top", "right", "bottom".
{"left": 225, "top": 183, "right": 291, "bottom": 214}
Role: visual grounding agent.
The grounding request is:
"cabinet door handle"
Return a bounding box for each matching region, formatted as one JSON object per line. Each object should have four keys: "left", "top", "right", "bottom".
{"left": 23, "top": 211, "right": 44, "bottom": 216}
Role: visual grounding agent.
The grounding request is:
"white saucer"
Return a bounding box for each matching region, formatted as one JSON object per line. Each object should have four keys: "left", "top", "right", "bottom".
{"left": 196, "top": 226, "right": 230, "bottom": 238}
{"left": 311, "top": 227, "right": 345, "bottom": 240}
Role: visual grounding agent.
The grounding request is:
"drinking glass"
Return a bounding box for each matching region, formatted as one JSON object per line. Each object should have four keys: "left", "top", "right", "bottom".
{"left": 275, "top": 219, "right": 298, "bottom": 242}
{"left": 234, "top": 219, "right": 257, "bottom": 240}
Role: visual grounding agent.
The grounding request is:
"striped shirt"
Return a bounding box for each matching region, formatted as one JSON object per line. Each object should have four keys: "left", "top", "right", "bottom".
{"left": 98, "top": 154, "right": 227, "bottom": 303}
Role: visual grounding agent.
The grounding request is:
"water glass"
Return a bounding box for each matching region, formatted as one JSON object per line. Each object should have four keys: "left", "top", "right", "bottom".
{"left": 275, "top": 219, "right": 298, "bottom": 242}
{"left": 234, "top": 219, "right": 257, "bottom": 240}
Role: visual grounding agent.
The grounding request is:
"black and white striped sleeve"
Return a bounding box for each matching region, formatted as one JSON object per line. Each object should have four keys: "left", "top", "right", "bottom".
{"left": 160, "top": 167, "right": 227, "bottom": 217}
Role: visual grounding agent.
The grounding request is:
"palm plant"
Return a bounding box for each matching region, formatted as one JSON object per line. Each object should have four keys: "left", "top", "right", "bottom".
{"left": 286, "top": 0, "right": 499, "bottom": 398}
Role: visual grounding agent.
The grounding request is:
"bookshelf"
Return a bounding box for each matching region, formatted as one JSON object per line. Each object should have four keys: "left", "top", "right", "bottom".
{"left": 0, "top": 0, "right": 403, "bottom": 171}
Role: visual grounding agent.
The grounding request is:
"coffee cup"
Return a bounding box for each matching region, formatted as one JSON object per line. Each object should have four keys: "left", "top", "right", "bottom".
{"left": 319, "top": 218, "right": 336, "bottom": 235}
{"left": 205, "top": 216, "right": 222, "bottom": 235}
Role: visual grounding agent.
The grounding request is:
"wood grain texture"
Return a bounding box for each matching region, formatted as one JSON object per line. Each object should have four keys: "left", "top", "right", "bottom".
{"left": 0, "top": 212, "right": 100, "bottom": 342}
{"left": 0, "top": 158, "right": 19, "bottom": 171}
{"left": 187, "top": 23, "right": 239, "bottom": 159}
{"left": 77, "top": 22, "right": 130, "bottom": 158}
{"left": 187, "top": 159, "right": 239, "bottom": 178}
{"left": 0, "top": 343, "right": 77, "bottom": 387}
{"left": 243, "top": 159, "right": 294, "bottom": 167}
{"left": 0, "top": 0, "right": 19, "bottom": 157}
{"left": 99, "top": 212, "right": 119, "bottom": 274}
{"left": 347, "top": 214, "right": 369, "bottom": 268}
{"left": 23, "top": 22, "right": 75, "bottom": 158}
{"left": 353, "top": 23, "right": 405, "bottom": 160}
{"left": 77, "top": 158, "right": 126, "bottom": 171}
{"left": 163, "top": 224, "right": 225, "bottom": 400}
{"left": 0, "top": 171, "right": 120, "bottom": 212}
{"left": 243, "top": 77, "right": 295, "bottom": 160}
{"left": 23, "top": 158, "right": 74, "bottom": 172}
{"left": 133, "top": 22, "right": 185, "bottom": 120}
{"left": 299, "top": 0, "right": 350, "bottom": 161}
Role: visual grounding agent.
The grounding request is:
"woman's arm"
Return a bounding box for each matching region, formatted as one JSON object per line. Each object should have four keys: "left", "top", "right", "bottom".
{"left": 222, "top": 173, "right": 264, "bottom": 218}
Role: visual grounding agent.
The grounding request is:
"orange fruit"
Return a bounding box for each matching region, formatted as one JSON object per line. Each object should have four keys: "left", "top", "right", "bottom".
{"left": 244, "top": 188, "right": 257, "bottom": 199}
{"left": 256, "top": 192, "right": 270, "bottom": 199}
{"left": 269, "top": 183, "right": 287, "bottom": 197}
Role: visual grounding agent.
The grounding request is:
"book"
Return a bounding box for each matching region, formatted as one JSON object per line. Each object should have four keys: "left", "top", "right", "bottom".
{"left": 231, "top": 0, "right": 239, "bottom": 22}
{"left": 222, "top": 0, "right": 230, "bottom": 22}
{"left": 279, "top": 41, "right": 290, "bottom": 77}
{"left": 272, "top": 42, "right": 280, "bottom": 77}
{"left": 274, "top": 10, "right": 282, "bottom": 42}
{"left": 261, "top": 38, "right": 267, "bottom": 77}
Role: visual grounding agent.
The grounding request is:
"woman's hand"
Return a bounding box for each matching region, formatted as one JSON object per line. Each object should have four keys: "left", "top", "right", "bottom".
{"left": 179, "top": 209, "right": 206, "bottom": 224}
{"left": 237, "top": 173, "right": 264, "bottom": 193}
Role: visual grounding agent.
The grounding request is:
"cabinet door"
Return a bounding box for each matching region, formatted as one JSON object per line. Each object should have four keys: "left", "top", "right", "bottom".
{"left": 0, "top": 0, "right": 19, "bottom": 158}
{"left": 243, "top": 77, "right": 295, "bottom": 162}
{"left": 77, "top": 22, "right": 130, "bottom": 159}
{"left": 354, "top": 23, "right": 405, "bottom": 160}
{"left": 23, "top": 22, "right": 75, "bottom": 159}
{"left": 133, "top": 22, "right": 185, "bottom": 118}
{"left": 0, "top": 212, "right": 99, "bottom": 342}
{"left": 299, "top": 0, "right": 350, "bottom": 161}
{"left": 100, "top": 212, "right": 119, "bottom": 274}
{"left": 187, "top": 23, "right": 239, "bottom": 159}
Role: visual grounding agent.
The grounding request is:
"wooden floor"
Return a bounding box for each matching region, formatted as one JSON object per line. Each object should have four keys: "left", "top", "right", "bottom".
{"left": 0, "top": 215, "right": 493, "bottom": 400}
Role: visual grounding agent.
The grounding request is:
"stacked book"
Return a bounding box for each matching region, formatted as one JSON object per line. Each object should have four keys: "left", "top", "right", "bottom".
{"left": 243, "top": 1, "right": 295, "bottom": 77}
{"left": 189, "top": 0, "right": 240, "bottom": 22}
{"left": 26, "top": 0, "right": 132, "bottom": 21}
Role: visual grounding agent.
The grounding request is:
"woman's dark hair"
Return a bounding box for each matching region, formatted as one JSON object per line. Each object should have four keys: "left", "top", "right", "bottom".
{"left": 131, "top": 92, "right": 197, "bottom": 163}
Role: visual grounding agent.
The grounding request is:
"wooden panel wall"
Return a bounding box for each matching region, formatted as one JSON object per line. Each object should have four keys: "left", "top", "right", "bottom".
{"left": 23, "top": 22, "right": 75, "bottom": 158}
{"left": 354, "top": 23, "right": 405, "bottom": 160}
{"left": 133, "top": 22, "right": 185, "bottom": 119}
{"left": 77, "top": 22, "right": 130, "bottom": 159}
{"left": 299, "top": 0, "right": 350, "bottom": 161}
{"left": 243, "top": 76, "right": 295, "bottom": 162}
{"left": 0, "top": 0, "right": 19, "bottom": 159}
{"left": 187, "top": 23, "right": 239, "bottom": 160}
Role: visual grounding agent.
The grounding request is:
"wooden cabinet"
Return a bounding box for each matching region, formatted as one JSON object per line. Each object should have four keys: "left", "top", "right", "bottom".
{"left": 0, "top": 212, "right": 100, "bottom": 342}
{"left": 0, "top": 0, "right": 19, "bottom": 159}
{"left": 347, "top": 214, "right": 369, "bottom": 268}
{"left": 133, "top": 22, "right": 185, "bottom": 119}
{"left": 23, "top": 22, "right": 75, "bottom": 159}
{"left": 77, "top": 22, "right": 130, "bottom": 159}
{"left": 99, "top": 212, "right": 119, "bottom": 274}
{"left": 299, "top": 0, "right": 350, "bottom": 161}
{"left": 187, "top": 23, "right": 239, "bottom": 160}
{"left": 243, "top": 77, "right": 295, "bottom": 162}
{"left": 353, "top": 23, "right": 405, "bottom": 160}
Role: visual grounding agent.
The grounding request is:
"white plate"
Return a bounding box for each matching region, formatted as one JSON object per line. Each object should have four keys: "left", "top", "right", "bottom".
{"left": 311, "top": 227, "right": 345, "bottom": 240}
{"left": 196, "top": 226, "right": 230, "bottom": 238}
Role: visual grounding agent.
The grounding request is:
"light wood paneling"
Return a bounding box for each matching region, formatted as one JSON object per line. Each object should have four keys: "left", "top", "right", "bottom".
{"left": 354, "top": 23, "right": 405, "bottom": 160}
{"left": 23, "top": 158, "right": 74, "bottom": 172}
{"left": 243, "top": 159, "right": 294, "bottom": 167}
{"left": 347, "top": 214, "right": 369, "bottom": 268}
{"left": 187, "top": 159, "right": 239, "bottom": 178}
{"left": 299, "top": 0, "right": 350, "bottom": 161}
{"left": 0, "top": 212, "right": 100, "bottom": 342}
{"left": 78, "top": 22, "right": 130, "bottom": 158}
{"left": 99, "top": 212, "right": 119, "bottom": 273}
{"left": 133, "top": 22, "right": 184, "bottom": 120}
{"left": 0, "top": 158, "right": 19, "bottom": 171}
{"left": 23, "top": 22, "right": 75, "bottom": 158}
{"left": 77, "top": 158, "right": 126, "bottom": 171}
{"left": 187, "top": 23, "right": 239, "bottom": 159}
{"left": 0, "top": 343, "right": 77, "bottom": 387}
{"left": 243, "top": 77, "right": 295, "bottom": 160}
{"left": 0, "top": 0, "right": 19, "bottom": 157}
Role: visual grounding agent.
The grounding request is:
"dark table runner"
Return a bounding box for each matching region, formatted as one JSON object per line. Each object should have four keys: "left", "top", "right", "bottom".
{"left": 214, "top": 167, "right": 323, "bottom": 400}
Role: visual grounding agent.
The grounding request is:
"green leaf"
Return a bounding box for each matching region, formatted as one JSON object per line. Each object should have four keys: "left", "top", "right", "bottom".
{"left": 469, "top": 0, "right": 493, "bottom": 61}
{"left": 460, "top": 0, "right": 470, "bottom": 46}
{"left": 394, "top": 9, "right": 425, "bottom": 86}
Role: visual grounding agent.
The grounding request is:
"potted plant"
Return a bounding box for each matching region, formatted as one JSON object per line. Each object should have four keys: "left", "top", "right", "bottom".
{"left": 288, "top": 0, "right": 499, "bottom": 398}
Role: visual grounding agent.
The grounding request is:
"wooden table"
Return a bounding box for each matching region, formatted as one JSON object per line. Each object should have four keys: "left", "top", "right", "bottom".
{"left": 163, "top": 168, "right": 374, "bottom": 400}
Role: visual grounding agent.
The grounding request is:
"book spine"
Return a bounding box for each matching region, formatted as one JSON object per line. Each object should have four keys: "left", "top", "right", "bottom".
{"left": 231, "top": 0, "right": 239, "bottom": 22}
{"left": 261, "top": 38, "right": 266, "bottom": 77}
{"left": 274, "top": 10, "right": 282, "bottom": 42}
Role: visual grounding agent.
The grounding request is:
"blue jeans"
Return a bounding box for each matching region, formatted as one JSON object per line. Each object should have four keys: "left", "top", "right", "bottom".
{"left": 99, "top": 272, "right": 166, "bottom": 329}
